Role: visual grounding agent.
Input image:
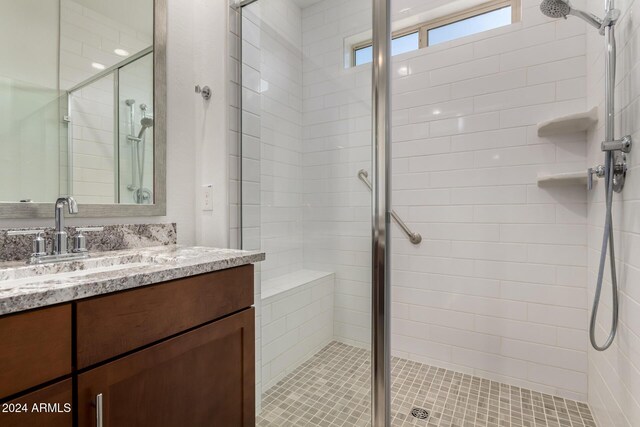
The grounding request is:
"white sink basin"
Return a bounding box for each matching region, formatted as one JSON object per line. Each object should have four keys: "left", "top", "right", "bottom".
{"left": 1, "top": 262, "right": 152, "bottom": 286}
{"left": 0, "top": 252, "right": 149, "bottom": 282}
{"left": 0, "top": 246, "right": 232, "bottom": 283}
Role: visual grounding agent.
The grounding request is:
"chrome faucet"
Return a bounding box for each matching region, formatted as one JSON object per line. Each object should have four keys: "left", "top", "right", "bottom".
{"left": 8, "top": 197, "right": 103, "bottom": 264}
{"left": 53, "top": 196, "right": 79, "bottom": 255}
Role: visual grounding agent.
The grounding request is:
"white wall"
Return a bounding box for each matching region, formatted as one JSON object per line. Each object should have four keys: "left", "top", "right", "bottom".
{"left": 301, "top": 0, "right": 374, "bottom": 351}
{"left": 586, "top": 0, "right": 640, "bottom": 425}
{"left": 117, "top": 54, "right": 155, "bottom": 204}
{"left": 0, "top": 0, "right": 59, "bottom": 89}
{"left": 301, "top": 0, "right": 592, "bottom": 400}
{"left": 259, "top": 0, "right": 304, "bottom": 281}
{"left": 69, "top": 74, "right": 116, "bottom": 204}
{"left": 194, "top": 0, "right": 230, "bottom": 248}
{"left": 60, "top": 0, "right": 152, "bottom": 91}
{"left": 229, "top": 0, "right": 264, "bottom": 408}
{"left": 261, "top": 271, "right": 334, "bottom": 390}
{"left": 61, "top": 0, "right": 154, "bottom": 205}
{"left": 0, "top": 0, "right": 61, "bottom": 203}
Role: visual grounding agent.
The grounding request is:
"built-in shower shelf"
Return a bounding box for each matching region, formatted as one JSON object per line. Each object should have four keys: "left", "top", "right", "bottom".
{"left": 537, "top": 171, "right": 590, "bottom": 187}
{"left": 537, "top": 107, "right": 598, "bottom": 137}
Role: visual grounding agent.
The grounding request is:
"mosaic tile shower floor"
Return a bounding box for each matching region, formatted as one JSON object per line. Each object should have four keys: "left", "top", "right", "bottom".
{"left": 257, "top": 342, "right": 596, "bottom": 427}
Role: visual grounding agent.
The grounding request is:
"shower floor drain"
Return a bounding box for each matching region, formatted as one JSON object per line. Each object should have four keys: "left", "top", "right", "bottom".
{"left": 410, "top": 408, "right": 430, "bottom": 420}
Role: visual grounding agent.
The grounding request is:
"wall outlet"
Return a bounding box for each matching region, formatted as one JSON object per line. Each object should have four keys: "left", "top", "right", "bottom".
{"left": 202, "top": 185, "right": 214, "bottom": 211}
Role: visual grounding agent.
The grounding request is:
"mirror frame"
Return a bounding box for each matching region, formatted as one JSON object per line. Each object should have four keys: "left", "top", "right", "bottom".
{"left": 0, "top": 0, "right": 167, "bottom": 219}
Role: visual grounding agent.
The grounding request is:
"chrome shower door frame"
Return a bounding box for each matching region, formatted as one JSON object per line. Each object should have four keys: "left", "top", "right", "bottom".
{"left": 371, "top": 0, "right": 392, "bottom": 425}
{"left": 235, "top": 0, "right": 394, "bottom": 424}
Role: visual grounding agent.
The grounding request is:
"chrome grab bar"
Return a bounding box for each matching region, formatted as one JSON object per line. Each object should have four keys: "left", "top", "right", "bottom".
{"left": 358, "top": 169, "right": 422, "bottom": 245}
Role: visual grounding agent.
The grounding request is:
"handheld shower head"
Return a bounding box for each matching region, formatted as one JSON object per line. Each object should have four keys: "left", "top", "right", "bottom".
{"left": 137, "top": 117, "right": 154, "bottom": 139}
{"left": 540, "top": 0, "right": 570, "bottom": 18}
{"left": 539, "top": 0, "right": 605, "bottom": 31}
{"left": 140, "top": 117, "right": 154, "bottom": 128}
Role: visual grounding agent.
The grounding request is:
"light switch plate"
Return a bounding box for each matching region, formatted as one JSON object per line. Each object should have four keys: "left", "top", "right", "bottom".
{"left": 202, "top": 185, "right": 213, "bottom": 211}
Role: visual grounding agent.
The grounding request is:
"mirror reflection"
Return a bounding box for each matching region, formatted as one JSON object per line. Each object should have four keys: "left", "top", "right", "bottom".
{"left": 0, "top": 0, "right": 154, "bottom": 205}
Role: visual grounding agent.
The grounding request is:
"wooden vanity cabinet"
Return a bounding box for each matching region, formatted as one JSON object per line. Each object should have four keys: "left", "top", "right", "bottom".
{"left": 77, "top": 309, "right": 254, "bottom": 427}
{"left": 0, "top": 304, "right": 72, "bottom": 399}
{"left": 1, "top": 380, "right": 73, "bottom": 427}
{"left": 0, "top": 265, "right": 256, "bottom": 427}
{"left": 75, "top": 264, "right": 254, "bottom": 369}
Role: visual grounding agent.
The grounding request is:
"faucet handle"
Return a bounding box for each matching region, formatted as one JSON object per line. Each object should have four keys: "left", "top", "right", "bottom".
{"left": 72, "top": 227, "right": 104, "bottom": 253}
{"left": 76, "top": 227, "right": 104, "bottom": 233}
{"left": 7, "top": 230, "right": 48, "bottom": 257}
{"left": 7, "top": 229, "right": 45, "bottom": 236}
{"left": 588, "top": 165, "right": 605, "bottom": 191}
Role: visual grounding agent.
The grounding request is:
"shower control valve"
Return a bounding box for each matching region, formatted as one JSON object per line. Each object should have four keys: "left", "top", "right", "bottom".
{"left": 587, "top": 165, "right": 605, "bottom": 191}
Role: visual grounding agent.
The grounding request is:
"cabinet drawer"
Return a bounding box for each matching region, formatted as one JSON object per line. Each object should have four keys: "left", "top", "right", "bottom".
{"left": 78, "top": 308, "right": 255, "bottom": 427}
{"left": 0, "top": 379, "right": 72, "bottom": 427}
{"left": 0, "top": 305, "right": 72, "bottom": 399}
{"left": 76, "top": 265, "right": 253, "bottom": 368}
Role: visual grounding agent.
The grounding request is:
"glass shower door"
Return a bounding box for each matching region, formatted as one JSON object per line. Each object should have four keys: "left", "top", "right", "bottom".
{"left": 235, "top": 0, "right": 392, "bottom": 424}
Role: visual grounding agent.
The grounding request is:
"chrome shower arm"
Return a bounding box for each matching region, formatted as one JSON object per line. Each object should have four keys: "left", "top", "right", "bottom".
{"left": 569, "top": 8, "right": 602, "bottom": 30}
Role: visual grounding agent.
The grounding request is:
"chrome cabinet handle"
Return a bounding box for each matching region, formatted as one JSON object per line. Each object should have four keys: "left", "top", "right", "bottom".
{"left": 96, "top": 393, "right": 103, "bottom": 427}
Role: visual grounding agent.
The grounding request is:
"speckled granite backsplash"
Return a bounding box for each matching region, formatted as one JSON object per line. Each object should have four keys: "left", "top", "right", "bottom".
{"left": 0, "top": 223, "right": 177, "bottom": 262}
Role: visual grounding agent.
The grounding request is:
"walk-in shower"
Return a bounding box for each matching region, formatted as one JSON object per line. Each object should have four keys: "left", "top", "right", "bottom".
{"left": 238, "top": 0, "right": 638, "bottom": 425}
{"left": 541, "top": 0, "right": 632, "bottom": 351}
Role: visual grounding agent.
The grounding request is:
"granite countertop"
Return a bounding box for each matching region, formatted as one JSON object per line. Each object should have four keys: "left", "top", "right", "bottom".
{"left": 0, "top": 245, "right": 265, "bottom": 316}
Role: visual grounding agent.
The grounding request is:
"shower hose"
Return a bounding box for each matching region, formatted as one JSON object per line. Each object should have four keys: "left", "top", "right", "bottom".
{"left": 590, "top": 151, "right": 619, "bottom": 351}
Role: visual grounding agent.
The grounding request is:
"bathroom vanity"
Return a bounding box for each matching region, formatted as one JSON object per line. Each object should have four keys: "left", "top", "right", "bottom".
{"left": 0, "top": 246, "right": 264, "bottom": 427}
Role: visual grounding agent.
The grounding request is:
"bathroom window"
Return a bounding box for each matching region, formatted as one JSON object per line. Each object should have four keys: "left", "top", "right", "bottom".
{"left": 354, "top": 31, "right": 420, "bottom": 66}
{"left": 352, "top": 0, "right": 520, "bottom": 66}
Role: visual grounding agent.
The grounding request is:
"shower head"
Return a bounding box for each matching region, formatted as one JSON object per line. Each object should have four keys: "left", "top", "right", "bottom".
{"left": 137, "top": 117, "right": 154, "bottom": 139}
{"left": 539, "top": 0, "right": 605, "bottom": 31}
{"left": 540, "top": 0, "right": 570, "bottom": 18}
{"left": 140, "top": 117, "right": 154, "bottom": 128}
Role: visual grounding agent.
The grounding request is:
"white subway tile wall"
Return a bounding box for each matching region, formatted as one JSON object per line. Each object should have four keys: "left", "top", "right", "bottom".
{"left": 68, "top": 74, "right": 116, "bottom": 204}
{"left": 301, "top": 0, "right": 373, "bottom": 352}
{"left": 228, "top": 0, "right": 640, "bottom": 410}
{"left": 60, "top": 0, "right": 152, "bottom": 90}
{"left": 259, "top": 0, "right": 305, "bottom": 281}
{"left": 229, "top": 2, "right": 265, "bottom": 411}
{"left": 301, "top": 0, "right": 590, "bottom": 401}
{"left": 586, "top": 0, "right": 640, "bottom": 425}
{"left": 261, "top": 271, "right": 334, "bottom": 390}
{"left": 61, "top": 0, "right": 153, "bottom": 204}
{"left": 117, "top": 53, "right": 154, "bottom": 204}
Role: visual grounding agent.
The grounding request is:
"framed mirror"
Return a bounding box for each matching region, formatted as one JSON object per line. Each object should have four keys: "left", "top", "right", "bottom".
{"left": 0, "top": 0, "right": 166, "bottom": 218}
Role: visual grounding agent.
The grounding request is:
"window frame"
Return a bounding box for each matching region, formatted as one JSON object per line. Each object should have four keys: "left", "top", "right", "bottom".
{"left": 352, "top": 0, "right": 521, "bottom": 67}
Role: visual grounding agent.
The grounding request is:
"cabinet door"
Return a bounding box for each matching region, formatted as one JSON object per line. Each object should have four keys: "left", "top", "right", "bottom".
{"left": 76, "top": 265, "right": 254, "bottom": 368}
{"left": 0, "top": 379, "right": 72, "bottom": 427}
{"left": 78, "top": 308, "right": 255, "bottom": 427}
{"left": 0, "top": 304, "right": 71, "bottom": 399}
